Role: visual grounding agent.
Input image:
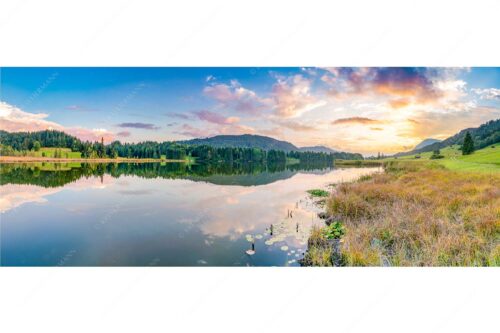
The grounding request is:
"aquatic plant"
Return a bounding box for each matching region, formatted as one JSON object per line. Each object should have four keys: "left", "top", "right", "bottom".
{"left": 307, "top": 189, "right": 330, "bottom": 197}
{"left": 323, "top": 221, "right": 345, "bottom": 240}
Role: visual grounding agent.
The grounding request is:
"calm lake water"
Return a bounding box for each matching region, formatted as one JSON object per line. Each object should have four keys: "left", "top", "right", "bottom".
{"left": 0, "top": 162, "right": 379, "bottom": 266}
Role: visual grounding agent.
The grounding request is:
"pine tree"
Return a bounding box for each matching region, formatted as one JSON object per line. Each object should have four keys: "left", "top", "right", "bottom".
{"left": 462, "top": 132, "right": 475, "bottom": 155}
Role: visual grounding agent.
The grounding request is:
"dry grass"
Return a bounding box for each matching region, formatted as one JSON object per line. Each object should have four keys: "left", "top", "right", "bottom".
{"left": 299, "top": 226, "right": 334, "bottom": 266}
{"left": 326, "top": 161, "right": 500, "bottom": 266}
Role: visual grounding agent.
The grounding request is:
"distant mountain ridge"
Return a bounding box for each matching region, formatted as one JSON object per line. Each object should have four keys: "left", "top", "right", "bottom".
{"left": 395, "top": 119, "right": 500, "bottom": 157}
{"left": 299, "top": 145, "right": 337, "bottom": 153}
{"left": 180, "top": 134, "right": 298, "bottom": 152}
{"left": 180, "top": 134, "right": 363, "bottom": 160}
{"left": 414, "top": 138, "right": 441, "bottom": 150}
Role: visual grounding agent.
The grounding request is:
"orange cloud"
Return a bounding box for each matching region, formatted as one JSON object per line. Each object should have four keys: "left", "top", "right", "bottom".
{"left": 388, "top": 98, "right": 411, "bottom": 109}
{"left": 272, "top": 75, "right": 325, "bottom": 118}
{"left": 332, "top": 117, "right": 383, "bottom": 125}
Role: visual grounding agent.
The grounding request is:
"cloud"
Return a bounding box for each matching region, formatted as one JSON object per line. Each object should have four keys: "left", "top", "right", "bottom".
{"left": 175, "top": 124, "right": 213, "bottom": 138}
{"left": 370, "top": 127, "right": 384, "bottom": 131}
{"left": 472, "top": 88, "right": 500, "bottom": 100}
{"left": 272, "top": 119, "right": 315, "bottom": 132}
{"left": 117, "top": 131, "right": 131, "bottom": 137}
{"left": 272, "top": 74, "right": 326, "bottom": 118}
{"left": 193, "top": 110, "right": 240, "bottom": 125}
{"left": 0, "top": 101, "right": 115, "bottom": 143}
{"left": 371, "top": 67, "right": 440, "bottom": 103}
{"left": 398, "top": 106, "right": 500, "bottom": 139}
{"left": 219, "top": 124, "right": 255, "bottom": 135}
{"left": 168, "top": 112, "right": 191, "bottom": 120}
{"left": 0, "top": 101, "right": 62, "bottom": 132}
{"left": 174, "top": 121, "right": 255, "bottom": 138}
{"left": 65, "top": 105, "right": 95, "bottom": 112}
{"left": 320, "top": 68, "right": 469, "bottom": 108}
{"left": 388, "top": 98, "right": 411, "bottom": 109}
{"left": 117, "top": 122, "right": 160, "bottom": 130}
{"left": 66, "top": 127, "right": 115, "bottom": 142}
{"left": 203, "top": 80, "right": 270, "bottom": 115}
{"left": 332, "top": 117, "right": 383, "bottom": 125}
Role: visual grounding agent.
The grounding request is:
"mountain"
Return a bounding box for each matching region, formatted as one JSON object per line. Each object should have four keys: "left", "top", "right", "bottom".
{"left": 180, "top": 134, "right": 298, "bottom": 152}
{"left": 181, "top": 134, "right": 363, "bottom": 160}
{"left": 299, "top": 145, "right": 337, "bottom": 153}
{"left": 414, "top": 138, "right": 441, "bottom": 150}
{"left": 395, "top": 119, "right": 500, "bottom": 157}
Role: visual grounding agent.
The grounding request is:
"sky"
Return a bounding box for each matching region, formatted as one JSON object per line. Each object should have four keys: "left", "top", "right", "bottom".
{"left": 1, "top": 67, "right": 499, "bottom": 155}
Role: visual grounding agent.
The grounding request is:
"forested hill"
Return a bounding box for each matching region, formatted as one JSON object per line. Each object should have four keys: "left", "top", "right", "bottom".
{"left": 299, "top": 146, "right": 337, "bottom": 153}
{"left": 0, "top": 130, "right": 363, "bottom": 161}
{"left": 181, "top": 134, "right": 298, "bottom": 152}
{"left": 394, "top": 119, "right": 500, "bottom": 157}
{"left": 0, "top": 129, "right": 82, "bottom": 150}
{"left": 181, "top": 134, "right": 362, "bottom": 159}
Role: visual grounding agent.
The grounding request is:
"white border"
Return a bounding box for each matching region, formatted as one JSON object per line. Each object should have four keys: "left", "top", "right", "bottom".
{"left": 0, "top": 268, "right": 498, "bottom": 333}
{"left": 1, "top": 1, "right": 499, "bottom": 332}
{"left": 0, "top": 0, "right": 499, "bottom": 66}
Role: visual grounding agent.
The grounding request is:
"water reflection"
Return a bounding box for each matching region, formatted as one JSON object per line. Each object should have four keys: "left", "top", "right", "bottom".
{"left": 0, "top": 162, "right": 379, "bottom": 266}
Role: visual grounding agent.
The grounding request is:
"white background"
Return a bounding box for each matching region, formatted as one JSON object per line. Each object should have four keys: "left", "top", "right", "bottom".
{"left": 0, "top": 0, "right": 499, "bottom": 332}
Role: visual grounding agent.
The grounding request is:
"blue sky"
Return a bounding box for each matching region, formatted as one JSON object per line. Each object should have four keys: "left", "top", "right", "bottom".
{"left": 1, "top": 67, "right": 499, "bottom": 154}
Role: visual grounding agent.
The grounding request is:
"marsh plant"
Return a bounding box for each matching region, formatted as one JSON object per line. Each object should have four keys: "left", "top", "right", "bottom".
{"left": 326, "top": 161, "right": 500, "bottom": 266}
{"left": 323, "top": 221, "right": 345, "bottom": 240}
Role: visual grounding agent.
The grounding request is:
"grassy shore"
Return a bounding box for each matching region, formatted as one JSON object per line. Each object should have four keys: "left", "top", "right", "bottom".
{"left": 304, "top": 155, "right": 500, "bottom": 266}
{"left": 334, "top": 159, "right": 384, "bottom": 167}
{"left": 386, "top": 144, "right": 500, "bottom": 172}
{"left": 0, "top": 156, "right": 186, "bottom": 163}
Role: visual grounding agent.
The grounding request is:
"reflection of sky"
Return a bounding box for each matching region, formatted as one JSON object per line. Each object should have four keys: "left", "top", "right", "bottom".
{"left": 0, "top": 176, "right": 113, "bottom": 213}
{"left": 1, "top": 167, "right": 378, "bottom": 266}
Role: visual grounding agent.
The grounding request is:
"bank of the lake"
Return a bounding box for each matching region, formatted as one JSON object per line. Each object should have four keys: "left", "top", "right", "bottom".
{"left": 0, "top": 156, "right": 186, "bottom": 163}
{"left": 304, "top": 160, "right": 500, "bottom": 266}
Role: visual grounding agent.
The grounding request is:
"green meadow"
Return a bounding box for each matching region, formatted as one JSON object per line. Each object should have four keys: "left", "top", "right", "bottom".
{"left": 32, "top": 147, "right": 82, "bottom": 158}
{"left": 385, "top": 144, "right": 500, "bottom": 172}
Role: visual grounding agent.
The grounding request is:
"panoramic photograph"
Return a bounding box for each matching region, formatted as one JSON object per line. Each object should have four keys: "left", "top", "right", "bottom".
{"left": 1, "top": 67, "right": 499, "bottom": 266}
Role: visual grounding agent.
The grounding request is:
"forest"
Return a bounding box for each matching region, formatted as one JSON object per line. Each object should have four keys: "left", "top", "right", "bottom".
{"left": 0, "top": 130, "right": 363, "bottom": 164}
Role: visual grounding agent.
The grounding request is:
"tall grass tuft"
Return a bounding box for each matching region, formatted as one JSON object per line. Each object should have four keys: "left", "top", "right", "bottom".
{"left": 325, "top": 161, "right": 500, "bottom": 266}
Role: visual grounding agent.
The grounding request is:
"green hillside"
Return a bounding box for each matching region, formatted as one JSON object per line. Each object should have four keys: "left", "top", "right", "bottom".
{"left": 395, "top": 119, "right": 500, "bottom": 157}
{"left": 33, "top": 147, "right": 82, "bottom": 158}
{"left": 388, "top": 144, "right": 500, "bottom": 172}
{"left": 182, "top": 134, "right": 299, "bottom": 151}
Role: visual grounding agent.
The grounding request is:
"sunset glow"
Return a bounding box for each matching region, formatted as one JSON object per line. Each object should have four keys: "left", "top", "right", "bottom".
{"left": 1, "top": 67, "right": 499, "bottom": 155}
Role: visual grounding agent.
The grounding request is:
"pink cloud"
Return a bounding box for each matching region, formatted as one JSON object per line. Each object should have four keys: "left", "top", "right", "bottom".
{"left": 193, "top": 110, "right": 240, "bottom": 125}
{"left": 0, "top": 101, "right": 115, "bottom": 143}
{"left": 117, "top": 131, "right": 131, "bottom": 137}
{"left": 203, "top": 80, "right": 271, "bottom": 115}
{"left": 272, "top": 75, "right": 325, "bottom": 118}
{"left": 66, "top": 128, "right": 115, "bottom": 143}
{"left": 174, "top": 122, "right": 255, "bottom": 139}
{"left": 219, "top": 124, "right": 255, "bottom": 135}
{"left": 272, "top": 119, "right": 315, "bottom": 132}
{"left": 175, "top": 124, "right": 213, "bottom": 138}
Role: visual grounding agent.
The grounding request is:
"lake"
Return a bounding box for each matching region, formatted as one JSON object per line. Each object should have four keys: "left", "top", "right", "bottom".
{"left": 0, "top": 162, "right": 379, "bottom": 266}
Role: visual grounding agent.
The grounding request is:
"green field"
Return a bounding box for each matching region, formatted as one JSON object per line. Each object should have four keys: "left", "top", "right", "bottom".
{"left": 33, "top": 148, "right": 82, "bottom": 158}
{"left": 385, "top": 144, "right": 500, "bottom": 172}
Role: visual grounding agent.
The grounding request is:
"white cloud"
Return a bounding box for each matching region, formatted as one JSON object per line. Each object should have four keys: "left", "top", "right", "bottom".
{"left": 472, "top": 88, "right": 500, "bottom": 100}
{"left": 272, "top": 74, "right": 326, "bottom": 118}
{"left": 0, "top": 101, "right": 115, "bottom": 143}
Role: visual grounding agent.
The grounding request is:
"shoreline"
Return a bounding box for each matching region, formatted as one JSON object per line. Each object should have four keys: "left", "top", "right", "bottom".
{"left": 302, "top": 160, "right": 500, "bottom": 266}
{"left": 0, "top": 156, "right": 186, "bottom": 163}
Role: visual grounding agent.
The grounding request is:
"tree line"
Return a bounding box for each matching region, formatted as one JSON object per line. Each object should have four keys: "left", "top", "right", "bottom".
{"left": 0, "top": 129, "right": 363, "bottom": 164}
